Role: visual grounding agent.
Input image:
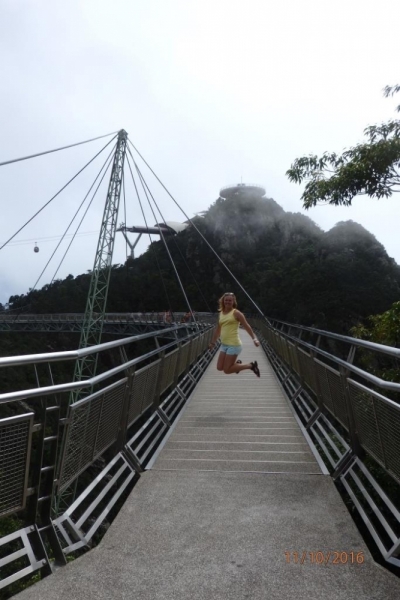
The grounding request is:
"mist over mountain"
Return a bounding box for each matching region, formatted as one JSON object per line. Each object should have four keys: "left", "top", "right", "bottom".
{"left": 6, "top": 194, "right": 400, "bottom": 334}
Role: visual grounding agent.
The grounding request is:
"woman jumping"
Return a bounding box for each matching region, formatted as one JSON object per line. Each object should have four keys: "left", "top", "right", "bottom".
{"left": 208, "top": 292, "right": 260, "bottom": 377}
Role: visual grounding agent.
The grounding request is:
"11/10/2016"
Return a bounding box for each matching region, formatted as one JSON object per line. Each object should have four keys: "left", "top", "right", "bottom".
{"left": 284, "top": 551, "right": 365, "bottom": 565}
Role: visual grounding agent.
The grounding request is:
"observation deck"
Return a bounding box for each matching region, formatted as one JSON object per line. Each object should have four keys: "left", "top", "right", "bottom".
{"left": 219, "top": 183, "right": 266, "bottom": 200}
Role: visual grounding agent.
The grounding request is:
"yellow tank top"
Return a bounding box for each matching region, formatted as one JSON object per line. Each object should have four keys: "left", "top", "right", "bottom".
{"left": 219, "top": 309, "right": 241, "bottom": 346}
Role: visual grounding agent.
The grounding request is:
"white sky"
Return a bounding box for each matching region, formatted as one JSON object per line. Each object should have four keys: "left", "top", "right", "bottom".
{"left": 0, "top": 0, "right": 399, "bottom": 305}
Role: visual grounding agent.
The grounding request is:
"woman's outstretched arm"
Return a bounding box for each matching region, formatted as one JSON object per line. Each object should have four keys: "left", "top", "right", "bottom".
{"left": 209, "top": 324, "right": 221, "bottom": 349}
{"left": 234, "top": 311, "right": 260, "bottom": 347}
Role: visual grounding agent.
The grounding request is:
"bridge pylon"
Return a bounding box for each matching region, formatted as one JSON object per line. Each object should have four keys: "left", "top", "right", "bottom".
{"left": 70, "top": 129, "right": 127, "bottom": 400}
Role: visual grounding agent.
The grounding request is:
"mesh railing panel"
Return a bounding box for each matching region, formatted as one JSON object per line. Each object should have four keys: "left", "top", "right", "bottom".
{"left": 287, "top": 342, "right": 299, "bottom": 374}
{"left": 326, "top": 368, "right": 348, "bottom": 429}
{"left": 348, "top": 381, "right": 400, "bottom": 482}
{"left": 189, "top": 338, "right": 198, "bottom": 365}
{"left": 314, "top": 360, "right": 335, "bottom": 415}
{"left": 374, "top": 397, "right": 400, "bottom": 483}
{"left": 59, "top": 380, "right": 126, "bottom": 491}
{"left": 79, "top": 401, "right": 102, "bottom": 470}
{"left": 297, "top": 349, "right": 317, "bottom": 395}
{"left": 177, "top": 342, "right": 190, "bottom": 376}
{"left": 280, "top": 337, "right": 290, "bottom": 366}
{"left": 348, "top": 383, "right": 384, "bottom": 464}
{"left": 0, "top": 415, "right": 32, "bottom": 517}
{"left": 136, "top": 359, "right": 161, "bottom": 413}
{"left": 94, "top": 382, "right": 126, "bottom": 457}
{"left": 128, "top": 366, "right": 148, "bottom": 426}
{"left": 159, "top": 349, "right": 179, "bottom": 395}
{"left": 197, "top": 333, "right": 206, "bottom": 356}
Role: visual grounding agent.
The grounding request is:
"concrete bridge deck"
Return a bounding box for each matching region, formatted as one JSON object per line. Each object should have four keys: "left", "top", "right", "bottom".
{"left": 16, "top": 338, "right": 400, "bottom": 599}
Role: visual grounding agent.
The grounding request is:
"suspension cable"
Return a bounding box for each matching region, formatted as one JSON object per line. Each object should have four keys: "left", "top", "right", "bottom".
{"left": 0, "top": 131, "right": 118, "bottom": 167}
{"left": 131, "top": 153, "right": 212, "bottom": 314}
{"left": 49, "top": 148, "right": 117, "bottom": 285}
{"left": 125, "top": 153, "right": 173, "bottom": 314}
{"left": 0, "top": 134, "right": 118, "bottom": 252}
{"left": 127, "top": 147, "right": 199, "bottom": 329}
{"left": 122, "top": 165, "right": 128, "bottom": 262}
{"left": 128, "top": 139, "right": 267, "bottom": 321}
{"left": 31, "top": 144, "right": 117, "bottom": 291}
{"left": 4, "top": 231, "right": 98, "bottom": 247}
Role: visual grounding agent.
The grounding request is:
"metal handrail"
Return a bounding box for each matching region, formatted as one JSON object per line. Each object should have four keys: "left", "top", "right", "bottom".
{"left": 282, "top": 332, "right": 400, "bottom": 392}
{"left": 0, "top": 325, "right": 216, "bottom": 590}
{"left": 251, "top": 316, "right": 400, "bottom": 568}
{"left": 266, "top": 317, "right": 400, "bottom": 359}
{"left": 0, "top": 324, "right": 196, "bottom": 368}
{"left": 0, "top": 332, "right": 200, "bottom": 403}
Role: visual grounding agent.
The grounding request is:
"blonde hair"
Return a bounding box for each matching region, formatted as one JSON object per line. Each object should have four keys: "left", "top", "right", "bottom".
{"left": 218, "top": 292, "right": 238, "bottom": 312}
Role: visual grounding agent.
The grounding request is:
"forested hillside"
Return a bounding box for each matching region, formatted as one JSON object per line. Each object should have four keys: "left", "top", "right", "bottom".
{"left": 6, "top": 194, "right": 400, "bottom": 334}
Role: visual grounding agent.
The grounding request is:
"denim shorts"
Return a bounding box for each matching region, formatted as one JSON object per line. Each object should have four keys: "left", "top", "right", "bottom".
{"left": 220, "top": 343, "right": 242, "bottom": 356}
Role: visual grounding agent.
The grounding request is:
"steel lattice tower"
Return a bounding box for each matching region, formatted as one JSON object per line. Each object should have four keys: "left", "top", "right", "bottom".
{"left": 71, "top": 129, "right": 128, "bottom": 400}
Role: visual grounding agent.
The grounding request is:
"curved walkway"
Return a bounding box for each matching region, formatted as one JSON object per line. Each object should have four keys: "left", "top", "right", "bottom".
{"left": 16, "top": 338, "right": 400, "bottom": 599}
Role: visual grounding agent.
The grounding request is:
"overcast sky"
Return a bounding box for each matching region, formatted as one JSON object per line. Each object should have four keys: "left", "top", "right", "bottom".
{"left": 1, "top": 0, "right": 399, "bottom": 306}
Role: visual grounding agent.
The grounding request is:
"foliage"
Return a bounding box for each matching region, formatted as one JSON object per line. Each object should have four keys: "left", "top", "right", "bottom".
{"left": 351, "top": 301, "right": 400, "bottom": 347}
{"left": 351, "top": 301, "right": 400, "bottom": 383}
{"left": 286, "top": 85, "right": 400, "bottom": 207}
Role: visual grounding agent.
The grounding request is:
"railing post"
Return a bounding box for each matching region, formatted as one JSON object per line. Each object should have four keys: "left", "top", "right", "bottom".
{"left": 339, "top": 364, "right": 362, "bottom": 457}
{"left": 154, "top": 349, "right": 166, "bottom": 410}
{"left": 116, "top": 365, "right": 136, "bottom": 453}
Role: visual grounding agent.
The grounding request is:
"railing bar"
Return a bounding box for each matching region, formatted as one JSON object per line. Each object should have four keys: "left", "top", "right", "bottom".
{"left": 126, "top": 412, "right": 158, "bottom": 446}
{"left": 20, "top": 529, "right": 38, "bottom": 568}
{"left": 341, "top": 477, "right": 393, "bottom": 558}
{"left": 140, "top": 424, "right": 168, "bottom": 461}
{"left": 75, "top": 463, "right": 128, "bottom": 528}
{"left": 347, "top": 471, "right": 398, "bottom": 542}
{"left": 312, "top": 421, "right": 344, "bottom": 459}
{"left": 309, "top": 427, "right": 338, "bottom": 468}
{"left": 348, "top": 379, "right": 400, "bottom": 410}
{"left": 134, "top": 418, "right": 165, "bottom": 455}
{"left": 0, "top": 547, "right": 28, "bottom": 568}
{"left": 0, "top": 331, "right": 211, "bottom": 403}
{"left": 54, "top": 521, "right": 74, "bottom": 547}
{"left": 0, "top": 564, "right": 44, "bottom": 591}
{"left": 84, "top": 472, "right": 136, "bottom": 542}
{"left": 0, "top": 325, "right": 201, "bottom": 367}
{"left": 58, "top": 454, "right": 122, "bottom": 517}
{"left": 353, "top": 458, "right": 400, "bottom": 520}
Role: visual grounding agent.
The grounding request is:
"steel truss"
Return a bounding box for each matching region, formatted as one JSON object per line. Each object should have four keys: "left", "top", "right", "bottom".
{"left": 72, "top": 130, "right": 128, "bottom": 394}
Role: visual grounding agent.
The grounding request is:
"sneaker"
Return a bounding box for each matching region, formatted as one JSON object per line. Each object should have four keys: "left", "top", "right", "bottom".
{"left": 251, "top": 361, "right": 260, "bottom": 378}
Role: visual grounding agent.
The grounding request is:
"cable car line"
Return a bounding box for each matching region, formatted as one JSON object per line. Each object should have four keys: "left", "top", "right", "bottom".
{"left": 0, "top": 135, "right": 118, "bottom": 252}
{"left": 49, "top": 147, "right": 117, "bottom": 286}
{"left": 31, "top": 144, "right": 116, "bottom": 291}
{"left": 0, "top": 131, "right": 118, "bottom": 168}
{"left": 2, "top": 231, "right": 99, "bottom": 248}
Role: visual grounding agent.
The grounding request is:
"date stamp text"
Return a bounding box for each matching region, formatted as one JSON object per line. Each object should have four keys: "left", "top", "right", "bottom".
{"left": 284, "top": 551, "right": 365, "bottom": 565}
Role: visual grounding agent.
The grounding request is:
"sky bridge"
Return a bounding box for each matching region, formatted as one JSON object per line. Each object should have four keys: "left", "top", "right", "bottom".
{"left": 1, "top": 131, "right": 400, "bottom": 598}
{"left": 1, "top": 322, "right": 400, "bottom": 599}
{"left": 0, "top": 312, "right": 212, "bottom": 335}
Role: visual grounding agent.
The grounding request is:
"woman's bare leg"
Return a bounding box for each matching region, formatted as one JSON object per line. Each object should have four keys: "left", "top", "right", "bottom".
{"left": 217, "top": 351, "right": 227, "bottom": 371}
{"left": 222, "top": 353, "right": 254, "bottom": 375}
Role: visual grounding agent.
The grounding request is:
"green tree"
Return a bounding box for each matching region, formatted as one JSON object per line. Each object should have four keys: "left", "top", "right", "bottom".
{"left": 351, "top": 301, "right": 400, "bottom": 383}
{"left": 286, "top": 85, "right": 400, "bottom": 208}
{"left": 351, "top": 301, "right": 400, "bottom": 348}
